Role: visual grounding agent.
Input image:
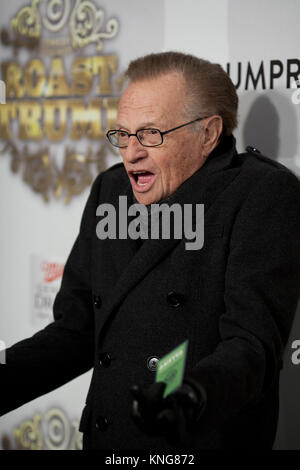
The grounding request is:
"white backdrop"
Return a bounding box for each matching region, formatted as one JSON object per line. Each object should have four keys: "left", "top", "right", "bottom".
{"left": 165, "top": 0, "right": 300, "bottom": 449}
{"left": 0, "top": 0, "right": 164, "bottom": 450}
{"left": 1, "top": 0, "right": 300, "bottom": 450}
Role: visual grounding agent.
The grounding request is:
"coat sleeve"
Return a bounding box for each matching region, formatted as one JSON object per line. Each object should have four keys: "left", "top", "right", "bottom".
{"left": 0, "top": 173, "right": 103, "bottom": 416}
{"left": 186, "top": 168, "right": 300, "bottom": 434}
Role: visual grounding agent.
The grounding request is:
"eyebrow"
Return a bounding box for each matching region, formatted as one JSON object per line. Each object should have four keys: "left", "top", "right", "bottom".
{"left": 115, "top": 121, "right": 160, "bottom": 130}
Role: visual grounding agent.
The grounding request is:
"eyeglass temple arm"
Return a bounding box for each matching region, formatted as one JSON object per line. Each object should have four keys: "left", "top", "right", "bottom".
{"left": 161, "top": 117, "right": 206, "bottom": 137}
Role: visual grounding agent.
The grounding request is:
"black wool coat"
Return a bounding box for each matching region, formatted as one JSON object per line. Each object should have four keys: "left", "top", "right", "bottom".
{"left": 2, "top": 136, "right": 300, "bottom": 450}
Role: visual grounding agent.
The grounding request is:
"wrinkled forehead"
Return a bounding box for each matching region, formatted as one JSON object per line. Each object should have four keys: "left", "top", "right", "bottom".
{"left": 117, "top": 73, "right": 187, "bottom": 127}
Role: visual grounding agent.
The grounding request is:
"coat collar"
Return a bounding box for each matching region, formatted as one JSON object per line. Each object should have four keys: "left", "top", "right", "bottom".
{"left": 98, "top": 135, "right": 240, "bottom": 332}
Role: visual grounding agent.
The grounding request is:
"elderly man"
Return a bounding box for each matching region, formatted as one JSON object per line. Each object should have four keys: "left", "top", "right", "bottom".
{"left": 1, "top": 52, "right": 300, "bottom": 451}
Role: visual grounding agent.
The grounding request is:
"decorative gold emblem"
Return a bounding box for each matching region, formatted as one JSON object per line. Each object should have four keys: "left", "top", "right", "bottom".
{"left": 11, "top": 0, "right": 41, "bottom": 39}
{"left": 13, "top": 414, "right": 43, "bottom": 450}
{"left": 10, "top": 0, "right": 119, "bottom": 50}
{"left": 1, "top": 408, "right": 82, "bottom": 450}
{"left": 23, "top": 146, "right": 52, "bottom": 202}
{"left": 42, "top": 0, "right": 72, "bottom": 32}
{"left": 0, "top": 142, "right": 118, "bottom": 203}
{"left": 70, "top": 0, "right": 119, "bottom": 51}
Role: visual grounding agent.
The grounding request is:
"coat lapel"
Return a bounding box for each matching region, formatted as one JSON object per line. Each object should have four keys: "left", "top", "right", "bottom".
{"left": 98, "top": 136, "right": 240, "bottom": 333}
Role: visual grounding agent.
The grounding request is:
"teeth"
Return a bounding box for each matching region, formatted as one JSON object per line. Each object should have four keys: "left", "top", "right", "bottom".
{"left": 137, "top": 181, "right": 147, "bottom": 186}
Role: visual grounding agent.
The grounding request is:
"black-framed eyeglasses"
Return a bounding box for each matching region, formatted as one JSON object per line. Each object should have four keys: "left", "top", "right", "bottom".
{"left": 106, "top": 117, "right": 209, "bottom": 148}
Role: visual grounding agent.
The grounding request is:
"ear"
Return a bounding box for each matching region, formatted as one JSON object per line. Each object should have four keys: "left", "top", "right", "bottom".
{"left": 201, "top": 115, "right": 223, "bottom": 158}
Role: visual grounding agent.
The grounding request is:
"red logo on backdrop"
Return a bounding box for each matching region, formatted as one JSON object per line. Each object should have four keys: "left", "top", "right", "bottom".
{"left": 41, "top": 261, "right": 64, "bottom": 283}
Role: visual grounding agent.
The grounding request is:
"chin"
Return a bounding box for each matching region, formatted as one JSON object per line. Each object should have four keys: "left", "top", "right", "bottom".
{"left": 133, "top": 191, "right": 158, "bottom": 206}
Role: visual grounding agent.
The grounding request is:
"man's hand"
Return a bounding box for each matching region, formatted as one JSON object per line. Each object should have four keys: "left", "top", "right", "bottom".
{"left": 130, "top": 380, "right": 206, "bottom": 447}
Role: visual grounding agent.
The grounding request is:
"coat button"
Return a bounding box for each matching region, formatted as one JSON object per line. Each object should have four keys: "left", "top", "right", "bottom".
{"left": 99, "top": 352, "right": 112, "bottom": 368}
{"left": 93, "top": 295, "right": 102, "bottom": 309}
{"left": 147, "top": 356, "right": 160, "bottom": 371}
{"left": 95, "top": 416, "right": 109, "bottom": 432}
{"left": 166, "top": 291, "right": 184, "bottom": 308}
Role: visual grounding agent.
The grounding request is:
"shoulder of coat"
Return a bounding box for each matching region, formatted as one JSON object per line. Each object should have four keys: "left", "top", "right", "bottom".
{"left": 242, "top": 145, "right": 293, "bottom": 173}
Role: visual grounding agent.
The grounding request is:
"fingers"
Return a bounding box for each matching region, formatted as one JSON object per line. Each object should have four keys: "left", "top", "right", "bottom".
{"left": 130, "top": 382, "right": 166, "bottom": 410}
{"left": 130, "top": 381, "right": 205, "bottom": 447}
{"left": 157, "top": 405, "right": 187, "bottom": 446}
{"left": 130, "top": 384, "right": 143, "bottom": 402}
{"left": 130, "top": 382, "right": 169, "bottom": 436}
{"left": 156, "top": 407, "right": 176, "bottom": 427}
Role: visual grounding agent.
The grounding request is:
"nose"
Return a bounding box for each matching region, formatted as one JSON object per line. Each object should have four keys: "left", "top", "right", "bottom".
{"left": 122, "top": 134, "right": 148, "bottom": 164}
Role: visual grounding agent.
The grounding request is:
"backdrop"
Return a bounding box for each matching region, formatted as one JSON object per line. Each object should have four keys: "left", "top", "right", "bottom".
{"left": 0, "top": 0, "right": 299, "bottom": 450}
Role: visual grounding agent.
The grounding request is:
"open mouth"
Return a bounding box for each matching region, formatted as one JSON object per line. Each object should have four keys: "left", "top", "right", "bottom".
{"left": 129, "top": 170, "right": 156, "bottom": 192}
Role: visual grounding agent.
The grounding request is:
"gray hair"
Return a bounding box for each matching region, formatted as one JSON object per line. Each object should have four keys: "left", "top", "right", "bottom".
{"left": 125, "top": 51, "right": 238, "bottom": 136}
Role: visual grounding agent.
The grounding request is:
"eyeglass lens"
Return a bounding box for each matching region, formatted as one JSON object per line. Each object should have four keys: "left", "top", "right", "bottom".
{"left": 109, "top": 129, "right": 162, "bottom": 147}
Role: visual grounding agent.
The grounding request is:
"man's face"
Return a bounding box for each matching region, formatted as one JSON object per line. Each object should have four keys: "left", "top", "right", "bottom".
{"left": 116, "top": 72, "right": 206, "bottom": 205}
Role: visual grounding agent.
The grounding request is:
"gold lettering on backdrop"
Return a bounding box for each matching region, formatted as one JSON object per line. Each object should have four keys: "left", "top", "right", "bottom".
{"left": 0, "top": 2, "right": 122, "bottom": 202}
{"left": 103, "top": 97, "right": 119, "bottom": 131}
{"left": 2, "top": 56, "right": 118, "bottom": 98}
{"left": 24, "top": 59, "right": 46, "bottom": 97}
{"left": 93, "top": 55, "right": 118, "bottom": 94}
{"left": 0, "top": 97, "right": 119, "bottom": 140}
{"left": 44, "top": 99, "right": 68, "bottom": 141}
{"left": 0, "top": 103, "right": 16, "bottom": 140}
{"left": 18, "top": 101, "right": 43, "bottom": 140}
{"left": 69, "top": 99, "right": 103, "bottom": 139}
{"left": 71, "top": 57, "right": 94, "bottom": 95}
{"left": 1, "top": 408, "right": 82, "bottom": 450}
{"left": 2, "top": 62, "right": 24, "bottom": 98}
{"left": 45, "top": 57, "right": 70, "bottom": 97}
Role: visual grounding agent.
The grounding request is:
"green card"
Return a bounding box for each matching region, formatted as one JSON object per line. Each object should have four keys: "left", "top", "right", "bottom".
{"left": 155, "top": 340, "right": 188, "bottom": 398}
